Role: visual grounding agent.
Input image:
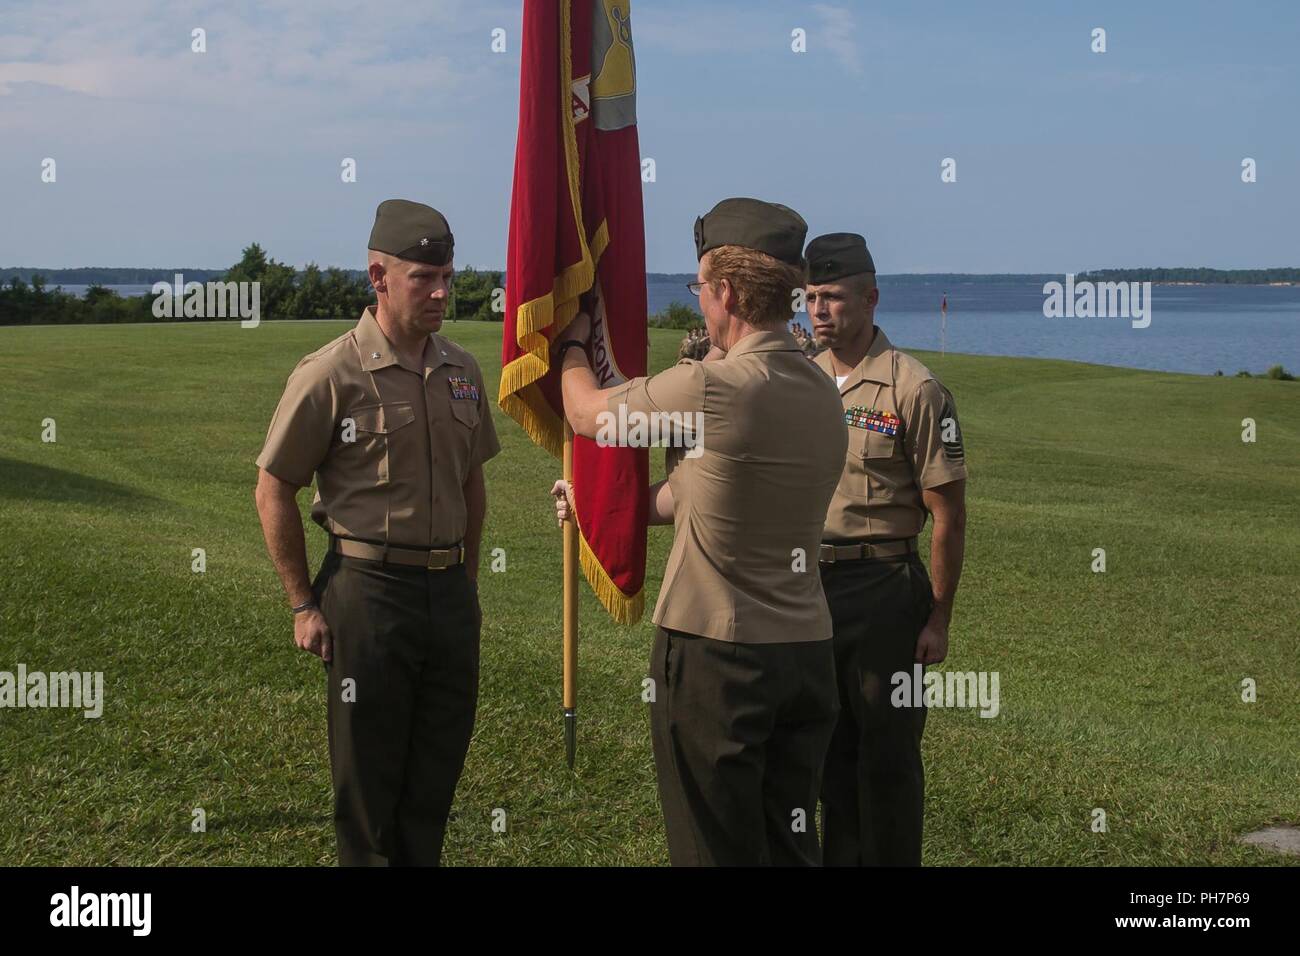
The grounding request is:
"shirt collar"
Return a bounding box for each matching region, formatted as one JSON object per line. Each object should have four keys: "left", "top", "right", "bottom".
{"left": 815, "top": 325, "right": 895, "bottom": 395}
{"left": 857, "top": 326, "right": 895, "bottom": 385}
{"left": 356, "top": 306, "right": 462, "bottom": 375}
{"left": 424, "top": 334, "right": 463, "bottom": 376}
{"left": 724, "top": 328, "right": 803, "bottom": 359}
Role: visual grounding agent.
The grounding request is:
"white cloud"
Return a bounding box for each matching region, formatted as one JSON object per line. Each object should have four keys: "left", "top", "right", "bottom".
{"left": 0, "top": 0, "right": 512, "bottom": 117}
{"left": 811, "top": 4, "right": 862, "bottom": 75}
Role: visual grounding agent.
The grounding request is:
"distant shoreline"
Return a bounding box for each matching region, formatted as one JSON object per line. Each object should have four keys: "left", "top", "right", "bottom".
{"left": 1152, "top": 280, "right": 1297, "bottom": 287}
{"left": 5, "top": 270, "right": 1300, "bottom": 289}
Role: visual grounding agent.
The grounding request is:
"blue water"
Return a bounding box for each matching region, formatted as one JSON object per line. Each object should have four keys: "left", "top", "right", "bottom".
{"left": 58, "top": 284, "right": 158, "bottom": 298}
{"left": 55, "top": 279, "right": 1300, "bottom": 376}
{"left": 648, "top": 276, "right": 1300, "bottom": 376}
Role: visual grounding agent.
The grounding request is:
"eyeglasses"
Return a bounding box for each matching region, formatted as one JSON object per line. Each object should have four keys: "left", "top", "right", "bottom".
{"left": 686, "top": 281, "right": 704, "bottom": 296}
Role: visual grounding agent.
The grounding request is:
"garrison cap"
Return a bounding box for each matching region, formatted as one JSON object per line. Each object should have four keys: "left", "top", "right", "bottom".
{"left": 805, "top": 232, "right": 876, "bottom": 284}
{"left": 368, "top": 199, "right": 455, "bottom": 266}
{"left": 694, "top": 197, "right": 807, "bottom": 266}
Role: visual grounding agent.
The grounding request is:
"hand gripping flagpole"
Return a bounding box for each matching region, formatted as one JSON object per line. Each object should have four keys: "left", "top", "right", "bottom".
{"left": 562, "top": 422, "right": 579, "bottom": 769}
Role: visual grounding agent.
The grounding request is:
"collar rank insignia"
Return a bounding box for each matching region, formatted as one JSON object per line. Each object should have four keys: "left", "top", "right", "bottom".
{"left": 845, "top": 406, "right": 900, "bottom": 436}
{"left": 448, "top": 376, "right": 479, "bottom": 401}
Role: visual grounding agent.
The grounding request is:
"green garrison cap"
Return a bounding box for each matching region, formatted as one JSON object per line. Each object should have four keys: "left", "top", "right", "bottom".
{"left": 694, "top": 197, "right": 807, "bottom": 266}
{"left": 368, "top": 199, "right": 454, "bottom": 266}
{"left": 805, "top": 232, "right": 876, "bottom": 283}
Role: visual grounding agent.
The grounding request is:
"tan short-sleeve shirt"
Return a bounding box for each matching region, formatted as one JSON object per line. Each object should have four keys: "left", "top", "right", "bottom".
{"left": 814, "top": 326, "right": 967, "bottom": 541}
{"left": 606, "top": 330, "right": 848, "bottom": 644}
{"left": 256, "top": 306, "right": 501, "bottom": 548}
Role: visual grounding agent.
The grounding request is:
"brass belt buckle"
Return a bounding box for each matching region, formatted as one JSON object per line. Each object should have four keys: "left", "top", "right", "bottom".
{"left": 427, "top": 547, "right": 461, "bottom": 570}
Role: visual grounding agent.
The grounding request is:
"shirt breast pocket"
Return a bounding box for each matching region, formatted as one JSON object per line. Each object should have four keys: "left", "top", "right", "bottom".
{"left": 450, "top": 400, "right": 480, "bottom": 430}
{"left": 346, "top": 402, "right": 416, "bottom": 483}
{"left": 864, "top": 429, "right": 897, "bottom": 460}
{"left": 863, "top": 429, "right": 904, "bottom": 501}
{"left": 444, "top": 399, "right": 480, "bottom": 478}
{"left": 838, "top": 427, "right": 871, "bottom": 501}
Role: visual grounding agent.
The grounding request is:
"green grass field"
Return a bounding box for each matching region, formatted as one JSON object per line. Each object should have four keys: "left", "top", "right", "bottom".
{"left": 0, "top": 320, "right": 1296, "bottom": 866}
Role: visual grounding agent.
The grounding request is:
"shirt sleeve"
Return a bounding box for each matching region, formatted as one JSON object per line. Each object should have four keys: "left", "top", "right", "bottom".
{"left": 468, "top": 357, "right": 501, "bottom": 469}
{"left": 604, "top": 361, "right": 707, "bottom": 448}
{"left": 606, "top": 361, "right": 706, "bottom": 416}
{"left": 255, "top": 358, "right": 339, "bottom": 487}
{"left": 904, "top": 378, "right": 968, "bottom": 490}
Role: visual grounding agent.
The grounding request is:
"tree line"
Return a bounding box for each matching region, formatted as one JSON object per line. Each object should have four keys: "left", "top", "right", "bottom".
{"left": 0, "top": 244, "right": 506, "bottom": 325}
{"left": 1077, "top": 267, "right": 1300, "bottom": 284}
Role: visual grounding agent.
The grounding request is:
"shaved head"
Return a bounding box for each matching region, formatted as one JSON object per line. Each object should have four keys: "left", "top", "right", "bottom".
{"left": 367, "top": 248, "right": 396, "bottom": 275}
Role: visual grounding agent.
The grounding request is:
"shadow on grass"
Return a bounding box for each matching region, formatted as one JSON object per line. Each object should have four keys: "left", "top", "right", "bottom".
{"left": 0, "top": 457, "right": 154, "bottom": 506}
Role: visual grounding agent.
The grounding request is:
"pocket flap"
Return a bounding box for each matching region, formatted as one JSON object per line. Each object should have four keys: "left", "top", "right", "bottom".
{"left": 864, "top": 429, "right": 897, "bottom": 459}
{"left": 351, "top": 403, "right": 416, "bottom": 434}
{"left": 450, "top": 401, "right": 480, "bottom": 428}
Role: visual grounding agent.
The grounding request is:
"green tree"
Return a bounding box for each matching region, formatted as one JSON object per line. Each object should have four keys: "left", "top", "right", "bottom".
{"left": 452, "top": 266, "right": 503, "bottom": 321}
{"left": 292, "top": 263, "right": 329, "bottom": 320}
{"left": 84, "top": 284, "right": 121, "bottom": 324}
{"left": 649, "top": 301, "right": 702, "bottom": 330}
{"left": 0, "top": 277, "right": 33, "bottom": 325}
{"left": 222, "top": 244, "right": 295, "bottom": 322}
{"left": 224, "top": 243, "right": 270, "bottom": 284}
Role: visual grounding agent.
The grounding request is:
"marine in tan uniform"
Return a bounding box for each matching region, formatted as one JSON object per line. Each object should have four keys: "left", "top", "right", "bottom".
{"left": 253, "top": 199, "right": 501, "bottom": 866}
{"left": 804, "top": 232, "right": 968, "bottom": 866}
{"left": 552, "top": 198, "right": 848, "bottom": 865}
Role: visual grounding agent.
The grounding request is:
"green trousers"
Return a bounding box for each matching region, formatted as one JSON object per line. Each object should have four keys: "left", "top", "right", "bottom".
{"left": 819, "top": 554, "right": 934, "bottom": 866}
{"left": 313, "top": 551, "right": 480, "bottom": 866}
{"left": 649, "top": 627, "right": 838, "bottom": 866}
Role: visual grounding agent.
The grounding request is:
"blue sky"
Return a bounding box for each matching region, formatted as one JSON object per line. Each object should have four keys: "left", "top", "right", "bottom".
{"left": 1, "top": 0, "right": 1297, "bottom": 273}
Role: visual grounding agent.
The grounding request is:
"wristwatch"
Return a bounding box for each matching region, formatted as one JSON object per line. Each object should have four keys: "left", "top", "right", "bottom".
{"left": 291, "top": 600, "right": 318, "bottom": 615}
{"left": 558, "top": 339, "right": 587, "bottom": 356}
